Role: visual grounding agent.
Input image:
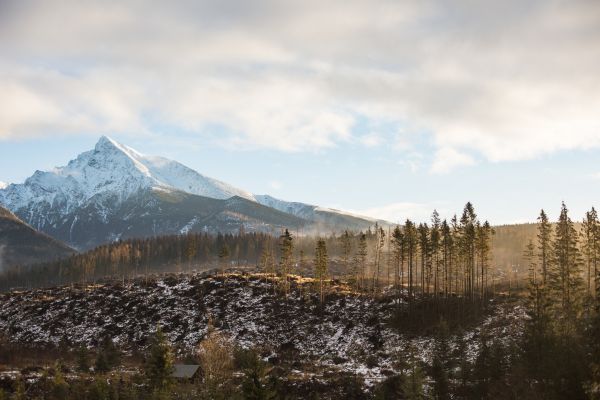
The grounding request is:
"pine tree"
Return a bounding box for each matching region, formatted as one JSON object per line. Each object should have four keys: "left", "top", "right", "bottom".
{"left": 298, "top": 249, "right": 306, "bottom": 275}
{"left": 144, "top": 326, "right": 174, "bottom": 393}
{"left": 451, "top": 215, "right": 461, "bottom": 297}
{"left": 524, "top": 239, "right": 537, "bottom": 285}
{"left": 391, "top": 225, "right": 404, "bottom": 299}
{"left": 186, "top": 235, "right": 197, "bottom": 272}
{"left": 373, "top": 225, "right": 386, "bottom": 292}
{"left": 523, "top": 244, "right": 552, "bottom": 383}
{"left": 455, "top": 334, "right": 472, "bottom": 399}
{"left": 89, "top": 377, "right": 112, "bottom": 400}
{"left": 340, "top": 230, "right": 353, "bottom": 279}
{"left": 75, "top": 346, "right": 90, "bottom": 373}
{"left": 94, "top": 350, "right": 110, "bottom": 374}
{"left": 238, "top": 348, "right": 276, "bottom": 400}
{"left": 417, "top": 223, "right": 431, "bottom": 295}
{"left": 476, "top": 221, "right": 493, "bottom": 301}
{"left": 487, "top": 340, "right": 508, "bottom": 396}
{"left": 404, "top": 220, "right": 418, "bottom": 306}
{"left": 431, "top": 211, "right": 441, "bottom": 298}
{"left": 314, "top": 238, "right": 329, "bottom": 304}
{"left": 374, "top": 375, "right": 405, "bottom": 399}
{"left": 431, "top": 321, "right": 451, "bottom": 400}
{"left": 460, "top": 203, "right": 477, "bottom": 300}
{"left": 218, "top": 245, "right": 230, "bottom": 277}
{"left": 49, "top": 362, "right": 69, "bottom": 400}
{"left": 259, "top": 247, "right": 270, "bottom": 274}
{"left": 441, "top": 220, "right": 453, "bottom": 298}
{"left": 279, "top": 229, "right": 293, "bottom": 297}
{"left": 355, "top": 232, "right": 368, "bottom": 291}
{"left": 589, "top": 278, "right": 600, "bottom": 398}
{"left": 259, "top": 246, "right": 276, "bottom": 292}
{"left": 402, "top": 363, "right": 426, "bottom": 400}
{"left": 549, "top": 202, "right": 584, "bottom": 338}
{"left": 581, "top": 207, "right": 599, "bottom": 298}
{"left": 537, "top": 209, "right": 552, "bottom": 285}
{"left": 94, "top": 337, "right": 120, "bottom": 374}
{"left": 473, "top": 332, "right": 491, "bottom": 398}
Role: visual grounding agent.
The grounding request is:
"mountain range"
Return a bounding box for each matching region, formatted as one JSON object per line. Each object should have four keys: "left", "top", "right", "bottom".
{"left": 0, "top": 205, "right": 75, "bottom": 269}
{"left": 0, "top": 136, "right": 383, "bottom": 250}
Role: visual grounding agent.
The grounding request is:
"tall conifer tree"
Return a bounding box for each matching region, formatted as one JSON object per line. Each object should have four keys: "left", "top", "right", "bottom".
{"left": 355, "top": 232, "right": 368, "bottom": 291}
{"left": 581, "top": 208, "right": 599, "bottom": 297}
{"left": 279, "top": 229, "right": 293, "bottom": 297}
{"left": 537, "top": 209, "right": 552, "bottom": 285}
{"left": 549, "top": 203, "right": 584, "bottom": 337}
{"left": 314, "top": 238, "right": 329, "bottom": 304}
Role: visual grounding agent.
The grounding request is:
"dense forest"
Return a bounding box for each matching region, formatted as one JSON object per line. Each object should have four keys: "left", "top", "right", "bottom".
{"left": 2, "top": 202, "right": 517, "bottom": 294}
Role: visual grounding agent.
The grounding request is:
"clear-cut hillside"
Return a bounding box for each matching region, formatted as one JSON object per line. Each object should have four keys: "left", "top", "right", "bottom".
{"left": 0, "top": 273, "right": 526, "bottom": 382}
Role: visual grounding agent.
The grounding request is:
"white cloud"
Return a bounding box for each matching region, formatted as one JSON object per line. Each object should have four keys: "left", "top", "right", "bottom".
{"left": 1, "top": 0, "right": 600, "bottom": 164}
{"left": 355, "top": 201, "right": 444, "bottom": 224}
{"left": 430, "top": 147, "right": 475, "bottom": 174}
{"left": 359, "top": 133, "right": 382, "bottom": 147}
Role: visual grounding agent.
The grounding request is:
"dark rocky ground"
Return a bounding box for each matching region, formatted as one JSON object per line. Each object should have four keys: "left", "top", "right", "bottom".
{"left": 0, "top": 273, "right": 526, "bottom": 386}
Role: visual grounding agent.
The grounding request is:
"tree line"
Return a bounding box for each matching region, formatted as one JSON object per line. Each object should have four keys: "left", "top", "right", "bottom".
{"left": 514, "top": 203, "right": 600, "bottom": 398}
{"left": 0, "top": 232, "right": 275, "bottom": 290}
{"left": 1, "top": 203, "right": 495, "bottom": 301}
{"left": 260, "top": 203, "right": 494, "bottom": 301}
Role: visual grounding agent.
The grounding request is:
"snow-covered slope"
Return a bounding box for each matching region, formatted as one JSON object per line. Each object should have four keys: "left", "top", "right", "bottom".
{"left": 0, "top": 273, "right": 526, "bottom": 386}
{"left": 0, "top": 136, "right": 384, "bottom": 249}
{"left": 0, "top": 137, "right": 267, "bottom": 249}
{"left": 0, "top": 136, "right": 254, "bottom": 217}
{"left": 255, "top": 194, "right": 384, "bottom": 232}
{"left": 0, "top": 182, "right": 7, "bottom": 190}
{"left": 254, "top": 194, "right": 318, "bottom": 219}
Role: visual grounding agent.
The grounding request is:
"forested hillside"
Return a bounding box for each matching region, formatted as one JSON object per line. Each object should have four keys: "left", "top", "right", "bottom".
{"left": 0, "top": 205, "right": 75, "bottom": 269}
{"left": 0, "top": 202, "right": 599, "bottom": 398}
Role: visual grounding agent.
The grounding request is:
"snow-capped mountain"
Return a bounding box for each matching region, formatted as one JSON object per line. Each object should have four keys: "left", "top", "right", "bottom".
{"left": 0, "top": 182, "right": 7, "bottom": 190}
{"left": 255, "top": 194, "right": 382, "bottom": 232}
{"left": 0, "top": 137, "right": 381, "bottom": 250}
{"left": 255, "top": 195, "right": 376, "bottom": 222}
{"left": 254, "top": 195, "right": 319, "bottom": 219}
{"left": 0, "top": 136, "right": 254, "bottom": 216}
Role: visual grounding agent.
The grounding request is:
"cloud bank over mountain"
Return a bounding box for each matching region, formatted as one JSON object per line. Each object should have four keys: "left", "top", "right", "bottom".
{"left": 1, "top": 0, "right": 599, "bottom": 171}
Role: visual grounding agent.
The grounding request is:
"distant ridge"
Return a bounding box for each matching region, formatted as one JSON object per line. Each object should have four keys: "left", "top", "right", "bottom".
{"left": 0, "top": 205, "right": 75, "bottom": 269}
{"left": 0, "top": 137, "right": 383, "bottom": 249}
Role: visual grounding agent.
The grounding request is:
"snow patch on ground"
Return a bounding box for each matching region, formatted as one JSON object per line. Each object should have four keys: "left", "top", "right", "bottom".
{"left": 0, "top": 274, "right": 526, "bottom": 382}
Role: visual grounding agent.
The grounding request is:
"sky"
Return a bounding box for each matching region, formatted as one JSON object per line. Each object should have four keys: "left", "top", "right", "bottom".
{"left": 1, "top": 0, "right": 600, "bottom": 225}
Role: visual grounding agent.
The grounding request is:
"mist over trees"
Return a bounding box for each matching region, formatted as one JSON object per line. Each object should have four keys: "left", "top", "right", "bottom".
{"left": 0, "top": 202, "right": 586, "bottom": 299}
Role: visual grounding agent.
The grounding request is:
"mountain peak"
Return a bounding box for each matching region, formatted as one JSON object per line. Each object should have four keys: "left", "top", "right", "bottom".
{"left": 95, "top": 135, "right": 118, "bottom": 150}
{"left": 94, "top": 136, "right": 142, "bottom": 158}
{"left": 96, "top": 134, "right": 114, "bottom": 145}
{"left": 0, "top": 137, "right": 382, "bottom": 250}
{"left": 0, "top": 137, "right": 257, "bottom": 220}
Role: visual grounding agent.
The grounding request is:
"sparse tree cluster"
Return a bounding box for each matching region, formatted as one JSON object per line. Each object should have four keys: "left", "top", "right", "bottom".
{"left": 519, "top": 203, "right": 600, "bottom": 398}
